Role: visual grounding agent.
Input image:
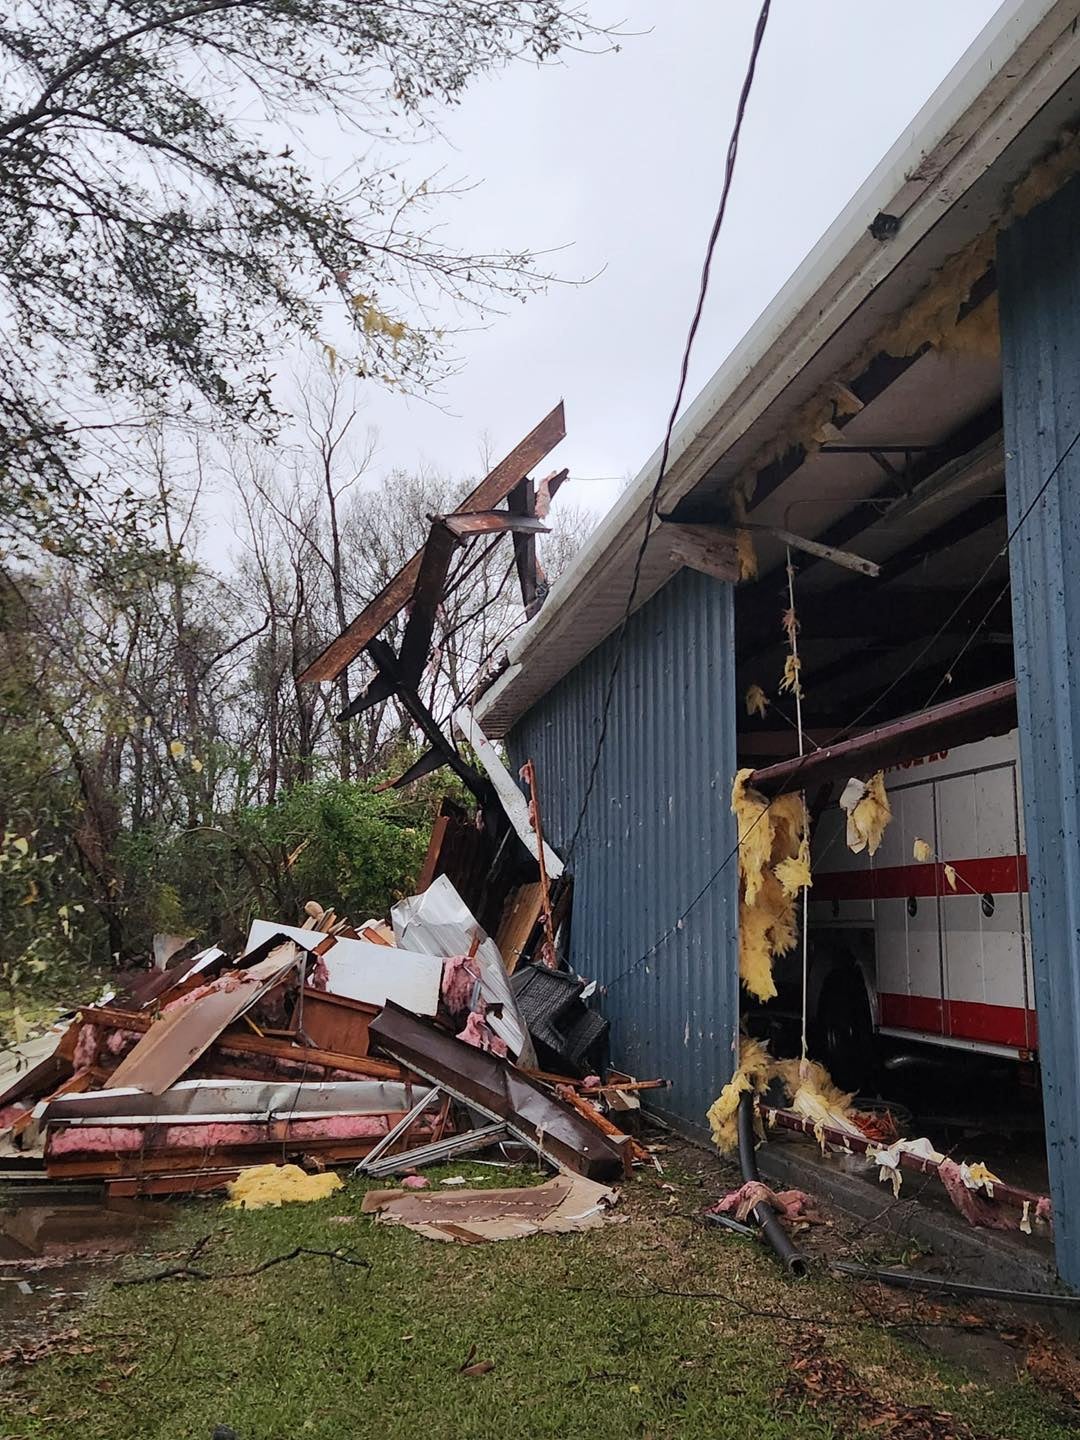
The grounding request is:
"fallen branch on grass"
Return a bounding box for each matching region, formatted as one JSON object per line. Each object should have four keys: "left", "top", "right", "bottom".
{"left": 115, "top": 1246, "right": 371, "bottom": 1287}
{"left": 561, "top": 1282, "right": 992, "bottom": 1334}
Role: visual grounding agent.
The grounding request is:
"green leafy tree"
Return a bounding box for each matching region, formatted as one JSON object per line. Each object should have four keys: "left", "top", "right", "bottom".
{"left": 0, "top": 1, "right": 609, "bottom": 567}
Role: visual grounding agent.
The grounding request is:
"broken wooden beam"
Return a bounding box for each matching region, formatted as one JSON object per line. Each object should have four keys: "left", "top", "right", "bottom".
{"left": 442, "top": 511, "right": 550, "bottom": 539}
{"left": 298, "top": 402, "right": 566, "bottom": 683}
{"left": 659, "top": 522, "right": 740, "bottom": 582}
{"left": 748, "top": 679, "right": 1018, "bottom": 796}
{"left": 745, "top": 523, "right": 880, "bottom": 577}
{"left": 344, "top": 638, "right": 490, "bottom": 803}
{"left": 395, "top": 519, "right": 461, "bottom": 686}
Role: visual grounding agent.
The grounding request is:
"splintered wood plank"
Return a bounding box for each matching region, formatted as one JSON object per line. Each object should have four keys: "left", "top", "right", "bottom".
{"left": 495, "top": 883, "right": 546, "bottom": 973}
{"left": 660, "top": 522, "right": 739, "bottom": 582}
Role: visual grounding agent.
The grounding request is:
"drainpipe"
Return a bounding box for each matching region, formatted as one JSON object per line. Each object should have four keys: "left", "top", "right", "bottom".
{"left": 736, "top": 1091, "right": 808, "bottom": 1277}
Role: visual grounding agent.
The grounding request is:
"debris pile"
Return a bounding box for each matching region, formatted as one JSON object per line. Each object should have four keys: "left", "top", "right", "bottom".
{"left": 0, "top": 777, "right": 665, "bottom": 1210}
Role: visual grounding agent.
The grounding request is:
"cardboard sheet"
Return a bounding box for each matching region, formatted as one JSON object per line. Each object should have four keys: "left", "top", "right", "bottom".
{"left": 361, "top": 1173, "right": 617, "bottom": 1242}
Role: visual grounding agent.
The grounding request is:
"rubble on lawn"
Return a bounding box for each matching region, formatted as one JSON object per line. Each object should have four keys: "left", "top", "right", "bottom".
{"left": 0, "top": 783, "right": 667, "bottom": 1220}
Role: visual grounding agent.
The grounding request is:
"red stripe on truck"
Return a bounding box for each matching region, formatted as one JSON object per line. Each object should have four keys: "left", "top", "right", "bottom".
{"left": 878, "top": 992, "right": 944, "bottom": 1034}
{"left": 879, "top": 992, "right": 1037, "bottom": 1049}
{"left": 814, "top": 854, "right": 1028, "bottom": 902}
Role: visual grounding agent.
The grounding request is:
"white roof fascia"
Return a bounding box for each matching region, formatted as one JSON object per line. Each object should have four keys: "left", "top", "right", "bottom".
{"left": 477, "top": 0, "right": 1080, "bottom": 735}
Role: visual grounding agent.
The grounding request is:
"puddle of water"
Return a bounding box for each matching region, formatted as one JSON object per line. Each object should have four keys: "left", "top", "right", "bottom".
{"left": 0, "top": 1195, "right": 175, "bottom": 1348}
{"left": 0, "top": 1196, "right": 172, "bottom": 1262}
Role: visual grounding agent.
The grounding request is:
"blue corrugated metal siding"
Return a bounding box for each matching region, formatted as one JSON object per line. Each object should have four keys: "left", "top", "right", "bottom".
{"left": 999, "top": 174, "right": 1080, "bottom": 1290}
{"left": 507, "top": 566, "right": 739, "bottom": 1136}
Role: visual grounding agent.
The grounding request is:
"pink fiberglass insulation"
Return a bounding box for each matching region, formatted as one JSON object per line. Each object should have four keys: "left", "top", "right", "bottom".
{"left": 582, "top": 1075, "right": 602, "bottom": 1089}
{"left": 1037, "top": 1195, "right": 1053, "bottom": 1226}
{"left": 713, "top": 1181, "right": 822, "bottom": 1226}
{"left": 50, "top": 1126, "right": 144, "bottom": 1156}
{"left": 161, "top": 966, "right": 264, "bottom": 1019}
{"left": 105, "top": 1028, "right": 140, "bottom": 1057}
{"left": 937, "top": 1159, "right": 1015, "bottom": 1231}
{"left": 401, "top": 1174, "right": 429, "bottom": 1189}
{"left": 73, "top": 1023, "right": 100, "bottom": 1071}
{"left": 158, "top": 1115, "right": 391, "bottom": 1149}
{"left": 457, "top": 1007, "right": 508, "bottom": 1057}
{"left": 440, "top": 955, "right": 477, "bottom": 1016}
{"left": 309, "top": 954, "right": 330, "bottom": 990}
{"left": 0, "top": 1103, "right": 29, "bottom": 1131}
{"left": 48, "top": 1112, "right": 441, "bottom": 1158}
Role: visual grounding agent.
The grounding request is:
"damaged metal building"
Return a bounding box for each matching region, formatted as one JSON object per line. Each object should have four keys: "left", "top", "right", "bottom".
{"left": 475, "top": 0, "right": 1080, "bottom": 1287}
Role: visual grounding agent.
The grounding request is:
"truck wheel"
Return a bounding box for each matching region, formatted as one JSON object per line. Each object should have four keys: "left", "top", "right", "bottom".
{"left": 815, "top": 969, "right": 876, "bottom": 1094}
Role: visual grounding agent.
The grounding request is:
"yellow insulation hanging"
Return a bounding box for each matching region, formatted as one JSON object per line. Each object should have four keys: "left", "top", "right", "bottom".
{"left": 706, "top": 1036, "right": 772, "bottom": 1152}
{"left": 779, "top": 653, "right": 803, "bottom": 698}
{"left": 706, "top": 1041, "right": 861, "bottom": 1153}
{"left": 775, "top": 837, "right": 812, "bottom": 897}
{"left": 735, "top": 528, "right": 757, "bottom": 581}
{"left": 745, "top": 684, "right": 769, "bottom": 719}
{"left": 731, "top": 773, "right": 809, "bottom": 1002}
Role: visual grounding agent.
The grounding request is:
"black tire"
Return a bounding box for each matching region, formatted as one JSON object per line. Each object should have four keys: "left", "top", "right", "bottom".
{"left": 814, "top": 968, "right": 876, "bottom": 1094}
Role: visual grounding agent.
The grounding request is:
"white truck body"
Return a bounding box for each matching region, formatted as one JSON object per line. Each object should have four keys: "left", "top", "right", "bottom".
{"left": 810, "top": 730, "right": 1035, "bottom": 1059}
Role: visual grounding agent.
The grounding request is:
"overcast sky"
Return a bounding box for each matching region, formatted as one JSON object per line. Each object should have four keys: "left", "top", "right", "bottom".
{"left": 252, "top": 2, "right": 1006, "bottom": 535}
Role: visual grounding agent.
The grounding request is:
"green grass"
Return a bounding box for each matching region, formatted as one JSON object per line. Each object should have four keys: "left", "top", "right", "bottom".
{"left": 2, "top": 1160, "right": 1075, "bottom": 1440}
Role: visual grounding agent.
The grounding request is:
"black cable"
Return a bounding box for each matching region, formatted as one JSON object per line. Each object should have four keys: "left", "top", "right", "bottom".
{"left": 562, "top": 0, "right": 773, "bottom": 866}
{"left": 603, "top": 414, "right": 1080, "bottom": 994}
{"left": 923, "top": 576, "right": 1011, "bottom": 709}
{"left": 838, "top": 417, "right": 1080, "bottom": 735}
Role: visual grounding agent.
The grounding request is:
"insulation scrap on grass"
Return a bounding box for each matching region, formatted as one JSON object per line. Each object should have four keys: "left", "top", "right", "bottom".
{"left": 731, "top": 771, "right": 810, "bottom": 1001}
{"left": 840, "top": 772, "right": 892, "bottom": 856}
{"left": 226, "top": 1163, "right": 344, "bottom": 1210}
{"left": 712, "top": 1180, "right": 822, "bottom": 1226}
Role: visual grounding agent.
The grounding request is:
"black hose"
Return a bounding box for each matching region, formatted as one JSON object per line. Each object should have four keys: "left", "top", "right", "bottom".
{"left": 830, "top": 1260, "right": 1080, "bottom": 1308}
{"left": 737, "top": 1091, "right": 808, "bottom": 1277}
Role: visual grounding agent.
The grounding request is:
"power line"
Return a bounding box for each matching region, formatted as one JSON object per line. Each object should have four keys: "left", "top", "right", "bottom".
{"left": 562, "top": 0, "right": 773, "bottom": 866}
{"left": 602, "top": 415, "right": 1080, "bottom": 993}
